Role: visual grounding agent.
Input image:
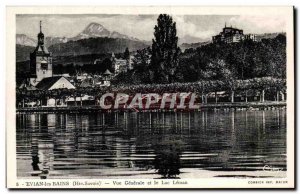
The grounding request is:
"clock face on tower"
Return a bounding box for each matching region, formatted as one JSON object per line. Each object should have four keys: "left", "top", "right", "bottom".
{"left": 35, "top": 55, "right": 52, "bottom": 81}
{"left": 41, "top": 57, "right": 48, "bottom": 70}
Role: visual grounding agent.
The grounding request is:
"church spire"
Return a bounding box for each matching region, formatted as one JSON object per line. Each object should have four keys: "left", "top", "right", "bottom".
{"left": 40, "top": 20, "right": 42, "bottom": 33}
{"left": 37, "top": 20, "right": 44, "bottom": 46}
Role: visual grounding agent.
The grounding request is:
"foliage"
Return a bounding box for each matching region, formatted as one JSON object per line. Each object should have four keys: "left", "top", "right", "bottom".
{"left": 117, "top": 35, "right": 286, "bottom": 85}
{"left": 131, "top": 47, "right": 153, "bottom": 84}
{"left": 123, "top": 47, "right": 130, "bottom": 60}
{"left": 180, "top": 35, "right": 286, "bottom": 82}
{"left": 16, "top": 77, "right": 286, "bottom": 103}
{"left": 150, "top": 14, "right": 181, "bottom": 84}
{"left": 111, "top": 77, "right": 285, "bottom": 94}
{"left": 112, "top": 47, "right": 153, "bottom": 85}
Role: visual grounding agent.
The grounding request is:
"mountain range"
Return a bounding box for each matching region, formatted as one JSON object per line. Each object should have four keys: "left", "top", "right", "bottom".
{"left": 16, "top": 22, "right": 285, "bottom": 62}
{"left": 16, "top": 22, "right": 151, "bottom": 62}
{"left": 16, "top": 22, "right": 142, "bottom": 47}
{"left": 16, "top": 34, "right": 37, "bottom": 47}
{"left": 16, "top": 34, "right": 69, "bottom": 47}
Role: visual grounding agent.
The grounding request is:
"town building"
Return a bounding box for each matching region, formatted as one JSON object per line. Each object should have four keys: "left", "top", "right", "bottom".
{"left": 29, "top": 21, "right": 53, "bottom": 86}
{"left": 79, "top": 69, "right": 112, "bottom": 88}
{"left": 28, "top": 21, "right": 75, "bottom": 91}
{"left": 66, "top": 95, "right": 95, "bottom": 106}
{"left": 35, "top": 76, "right": 76, "bottom": 90}
{"left": 101, "top": 69, "right": 112, "bottom": 86}
{"left": 212, "top": 24, "right": 257, "bottom": 44}
{"left": 111, "top": 53, "right": 130, "bottom": 74}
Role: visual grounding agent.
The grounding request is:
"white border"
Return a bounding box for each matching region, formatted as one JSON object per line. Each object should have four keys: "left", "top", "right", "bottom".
{"left": 5, "top": 5, "right": 295, "bottom": 189}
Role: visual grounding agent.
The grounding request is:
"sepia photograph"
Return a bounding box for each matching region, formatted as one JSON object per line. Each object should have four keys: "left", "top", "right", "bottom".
{"left": 6, "top": 6, "right": 294, "bottom": 189}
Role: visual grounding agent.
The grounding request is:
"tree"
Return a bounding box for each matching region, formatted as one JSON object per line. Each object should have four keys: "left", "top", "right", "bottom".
{"left": 178, "top": 34, "right": 286, "bottom": 81}
{"left": 150, "top": 14, "right": 181, "bottom": 84}
{"left": 101, "top": 58, "right": 113, "bottom": 73}
{"left": 123, "top": 47, "right": 130, "bottom": 60}
{"left": 131, "top": 47, "right": 153, "bottom": 84}
{"left": 206, "top": 60, "right": 236, "bottom": 102}
{"left": 65, "top": 63, "right": 76, "bottom": 76}
{"left": 53, "top": 64, "right": 63, "bottom": 74}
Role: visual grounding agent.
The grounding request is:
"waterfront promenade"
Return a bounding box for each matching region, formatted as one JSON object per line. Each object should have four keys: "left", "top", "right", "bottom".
{"left": 16, "top": 101, "right": 286, "bottom": 113}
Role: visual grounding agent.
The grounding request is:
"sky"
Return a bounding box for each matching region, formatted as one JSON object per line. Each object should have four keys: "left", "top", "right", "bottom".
{"left": 16, "top": 14, "right": 287, "bottom": 42}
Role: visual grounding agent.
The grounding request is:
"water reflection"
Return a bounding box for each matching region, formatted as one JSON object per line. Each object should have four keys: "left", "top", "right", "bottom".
{"left": 154, "top": 137, "right": 183, "bottom": 178}
{"left": 16, "top": 110, "right": 286, "bottom": 179}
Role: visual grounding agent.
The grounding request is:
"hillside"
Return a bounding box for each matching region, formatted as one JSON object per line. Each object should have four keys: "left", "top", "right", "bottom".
{"left": 16, "top": 37, "right": 149, "bottom": 62}
{"left": 48, "top": 37, "right": 149, "bottom": 57}
{"left": 180, "top": 41, "right": 211, "bottom": 51}
{"left": 16, "top": 44, "right": 35, "bottom": 62}
{"left": 178, "top": 34, "right": 286, "bottom": 82}
{"left": 255, "top": 32, "right": 286, "bottom": 41}
{"left": 123, "top": 34, "right": 286, "bottom": 84}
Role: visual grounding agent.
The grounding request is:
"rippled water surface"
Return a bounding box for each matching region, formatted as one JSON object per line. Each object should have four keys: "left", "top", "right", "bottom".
{"left": 16, "top": 110, "right": 286, "bottom": 179}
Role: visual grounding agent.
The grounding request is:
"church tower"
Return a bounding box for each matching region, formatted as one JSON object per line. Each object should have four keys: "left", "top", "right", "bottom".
{"left": 30, "top": 21, "right": 53, "bottom": 86}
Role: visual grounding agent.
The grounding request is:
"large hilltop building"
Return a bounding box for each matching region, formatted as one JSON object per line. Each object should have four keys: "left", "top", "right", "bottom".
{"left": 212, "top": 24, "right": 257, "bottom": 43}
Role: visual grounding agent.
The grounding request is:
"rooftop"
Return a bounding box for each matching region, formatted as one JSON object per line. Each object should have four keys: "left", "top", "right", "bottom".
{"left": 35, "top": 76, "right": 63, "bottom": 90}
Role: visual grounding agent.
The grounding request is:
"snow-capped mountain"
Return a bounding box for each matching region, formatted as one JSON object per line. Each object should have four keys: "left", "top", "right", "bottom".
{"left": 45, "top": 36, "right": 69, "bottom": 46}
{"left": 72, "top": 22, "right": 140, "bottom": 41}
{"left": 16, "top": 34, "right": 69, "bottom": 47}
{"left": 72, "top": 23, "right": 111, "bottom": 40}
{"left": 16, "top": 34, "right": 37, "bottom": 47}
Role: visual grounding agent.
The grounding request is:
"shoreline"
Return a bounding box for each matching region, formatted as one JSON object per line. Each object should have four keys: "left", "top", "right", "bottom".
{"left": 16, "top": 101, "right": 286, "bottom": 114}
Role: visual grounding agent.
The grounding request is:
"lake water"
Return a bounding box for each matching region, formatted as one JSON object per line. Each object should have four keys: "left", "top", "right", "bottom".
{"left": 16, "top": 109, "right": 286, "bottom": 179}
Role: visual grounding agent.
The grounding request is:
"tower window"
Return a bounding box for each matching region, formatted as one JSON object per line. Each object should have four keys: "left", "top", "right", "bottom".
{"left": 41, "top": 63, "right": 48, "bottom": 70}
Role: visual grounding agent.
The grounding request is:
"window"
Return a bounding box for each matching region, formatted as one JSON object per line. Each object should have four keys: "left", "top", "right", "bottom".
{"left": 41, "top": 63, "right": 48, "bottom": 70}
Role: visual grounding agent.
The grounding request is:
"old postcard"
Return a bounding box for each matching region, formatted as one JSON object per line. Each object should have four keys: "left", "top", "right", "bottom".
{"left": 6, "top": 6, "right": 294, "bottom": 189}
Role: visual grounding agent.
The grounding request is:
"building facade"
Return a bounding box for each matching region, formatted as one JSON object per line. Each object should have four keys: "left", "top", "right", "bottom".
{"left": 111, "top": 53, "right": 130, "bottom": 74}
{"left": 244, "top": 34, "right": 258, "bottom": 42}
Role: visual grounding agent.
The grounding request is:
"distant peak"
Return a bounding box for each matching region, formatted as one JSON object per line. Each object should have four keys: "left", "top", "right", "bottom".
{"left": 16, "top": 34, "right": 28, "bottom": 37}
{"left": 72, "top": 22, "right": 140, "bottom": 41}
{"left": 88, "top": 22, "right": 102, "bottom": 26}
{"left": 86, "top": 22, "right": 105, "bottom": 29}
{"left": 81, "top": 22, "right": 109, "bottom": 33}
